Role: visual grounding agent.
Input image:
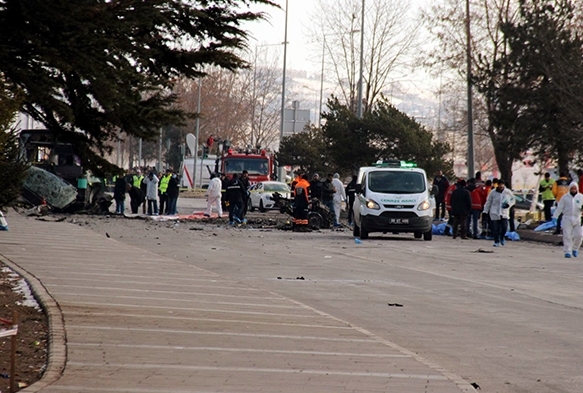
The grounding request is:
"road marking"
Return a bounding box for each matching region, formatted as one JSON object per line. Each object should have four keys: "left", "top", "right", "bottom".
{"left": 66, "top": 362, "right": 447, "bottom": 379}
{"left": 67, "top": 325, "right": 377, "bottom": 343}
{"left": 69, "top": 342, "right": 410, "bottom": 357}
{"left": 42, "top": 270, "right": 225, "bottom": 281}
{"left": 43, "top": 277, "right": 261, "bottom": 291}
{"left": 38, "top": 387, "right": 236, "bottom": 393}
{"left": 65, "top": 312, "right": 351, "bottom": 329}
{"left": 61, "top": 301, "right": 320, "bottom": 318}
{"left": 49, "top": 284, "right": 285, "bottom": 300}
{"left": 56, "top": 292, "right": 302, "bottom": 309}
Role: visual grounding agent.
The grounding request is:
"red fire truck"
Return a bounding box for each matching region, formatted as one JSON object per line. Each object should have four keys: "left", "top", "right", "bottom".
{"left": 215, "top": 148, "right": 276, "bottom": 184}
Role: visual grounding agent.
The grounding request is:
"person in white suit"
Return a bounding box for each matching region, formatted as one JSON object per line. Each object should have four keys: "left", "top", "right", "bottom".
{"left": 204, "top": 173, "right": 223, "bottom": 218}
{"left": 332, "top": 173, "right": 346, "bottom": 227}
{"left": 553, "top": 182, "right": 583, "bottom": 258}
{"left": 483, "top": 179, "right": 515, "bottom": 247}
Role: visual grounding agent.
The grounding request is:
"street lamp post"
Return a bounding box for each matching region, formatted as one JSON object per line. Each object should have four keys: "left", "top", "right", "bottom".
{"left": 318, "top": 36, "right": 326, "bottom": 127}
{"left": 278, "top": 0, "right": 289, "bottom": 181}
{"left": 357, "top": 0, "right": 365, "bottom": 118}
{"left": 465, "top": 0, "right": 475, "bottom": 178}
{"left": 193, "top": 78, "right": 202, "bottom": 189}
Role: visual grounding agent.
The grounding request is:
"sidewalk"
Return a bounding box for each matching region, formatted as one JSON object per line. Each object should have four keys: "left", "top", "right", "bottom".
{"left": 0, "top": 214, "right": 473, "bottom": 393}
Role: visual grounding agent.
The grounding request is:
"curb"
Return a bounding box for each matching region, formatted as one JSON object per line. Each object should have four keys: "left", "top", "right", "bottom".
{"left": 0, "top": 256, "right": 67, "bottom": 392}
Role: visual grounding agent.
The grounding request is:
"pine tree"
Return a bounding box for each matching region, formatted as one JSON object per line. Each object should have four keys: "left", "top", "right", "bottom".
{"left": 0, "top": 79, "right": 28, "bottom": 208}
{"left": 0, "top": 0, "right": 276, "bottom": 176}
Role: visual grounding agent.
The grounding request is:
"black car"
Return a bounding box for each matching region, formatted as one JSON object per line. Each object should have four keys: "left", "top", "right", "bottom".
{"left": 513, "top": 193, "right": 543, "bottom": 211}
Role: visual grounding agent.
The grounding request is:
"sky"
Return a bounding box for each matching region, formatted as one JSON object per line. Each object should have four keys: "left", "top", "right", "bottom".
{"left": 242, "top": 0, "right": 440, "bottom": 124}
{"left": 243, "top": 0, "right": 432, "bottom": 75}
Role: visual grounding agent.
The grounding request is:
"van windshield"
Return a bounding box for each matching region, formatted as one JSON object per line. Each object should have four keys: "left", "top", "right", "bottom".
{"left": 368, "top": 171, "right": 426, "bottom": 194}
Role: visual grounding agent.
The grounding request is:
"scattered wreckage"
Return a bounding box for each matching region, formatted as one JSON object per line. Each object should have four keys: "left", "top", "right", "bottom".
{"left": 18, "top": 130, "right": 112, "bottom": 214}
{"left": 271, "top": 192, "right": 334, "bottom": 230}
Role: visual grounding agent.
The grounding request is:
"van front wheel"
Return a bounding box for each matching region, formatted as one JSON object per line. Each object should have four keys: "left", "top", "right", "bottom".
{"left": 353, "top": 222, "right": 361, "bottom": 237}
{"left": 423, "top": 230, "right": 432, "bottom": 241}
{"left": 360, "top": 223, "right": 369, "bottom": 239}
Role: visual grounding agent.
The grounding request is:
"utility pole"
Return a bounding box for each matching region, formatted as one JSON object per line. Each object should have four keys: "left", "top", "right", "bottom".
{"left": 278, "top": 0, "right": 289, "bottom": 182}
{"left": 194, "top": 78, "right": 202, "bottom": 189}
{"left": 157, "top": 128, "right": 162, "bottom": 172}
{"left": 465, "top": 0, "right": 475, "bottom": 179}
{"left": 318, "top": 36, "right": 326, "bottom": 127}
{"left": 357, "top": 0, "right": 365, "bottom": 118}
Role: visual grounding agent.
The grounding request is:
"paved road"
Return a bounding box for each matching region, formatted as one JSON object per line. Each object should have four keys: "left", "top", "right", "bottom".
{"left": 80, "top": 207, "right": 583, "bottom": 393}
{"left": 0, "top": 213, "right": 473, "bottom": 393}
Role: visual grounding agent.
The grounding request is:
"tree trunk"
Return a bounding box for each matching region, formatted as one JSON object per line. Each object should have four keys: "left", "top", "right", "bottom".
{"left": 492, "top": 143, "right": 514, "bottom": 188}
{"left": 557, "top": 145, "right": 570, "bottom": 178}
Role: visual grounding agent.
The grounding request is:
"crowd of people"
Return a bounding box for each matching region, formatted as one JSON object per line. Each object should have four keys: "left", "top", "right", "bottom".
{"left": 434, "top": 170, "right": 583, "bottom": 257}
{"left": 111, "top": 167, "right": 180, "bottom": 216}
{"left": 288, "top": 171, "right": 357, "bottom": 232}
{"left": 108, "top": 164, "right": 583, "bottom": 257}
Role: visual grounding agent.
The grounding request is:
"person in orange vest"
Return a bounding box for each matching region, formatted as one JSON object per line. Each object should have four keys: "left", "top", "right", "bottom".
{"left": 552, "top": 172, "right": 570, "bottom": 235}
{"left": 293, "top": 174, "right": 311, "bottom": 232}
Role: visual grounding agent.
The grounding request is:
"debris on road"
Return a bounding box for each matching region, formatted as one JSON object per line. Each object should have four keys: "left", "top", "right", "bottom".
{"left": 473, "top": 248, "right": 494, "bottom": 253}
{"left": 388, "top": 303, "right": 404, "bottom": 307}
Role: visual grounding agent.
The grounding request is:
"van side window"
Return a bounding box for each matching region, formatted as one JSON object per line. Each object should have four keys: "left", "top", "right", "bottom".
{"left": 360, "top": 174, "right": 367, "bottom": 196}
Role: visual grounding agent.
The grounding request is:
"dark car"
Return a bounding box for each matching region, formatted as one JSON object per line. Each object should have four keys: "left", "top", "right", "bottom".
{"left": 513, "top": 193, "right": 543, "bottom": 211}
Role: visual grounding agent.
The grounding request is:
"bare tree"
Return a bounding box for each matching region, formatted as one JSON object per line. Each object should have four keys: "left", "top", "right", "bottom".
{"left": 247, "top": 47, "right": 284, "bottom": 149}
{"left": 308, "top": 0, "right": 421, "bottom": 113}
{"left": 423, "top": 0, "right": 524, "bottom": 185}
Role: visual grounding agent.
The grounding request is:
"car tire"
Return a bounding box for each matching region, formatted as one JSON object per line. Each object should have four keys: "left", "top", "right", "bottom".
{"left": 308, "top": 212, "right": 323, "bottom": 229}
{"left": 360, "top": 223, "right": 369, "bottom": 240}
{"left": 414, "top": 231, "right": 422, "bottom": 239}
{"left": 353, "top": 221, "right": 361, "bottom": 237}
{"left": 259, "top": 199, "right": 266, "bottom": 213}
{"left": 423, "top": 230, "right": 432, "bottom": 241}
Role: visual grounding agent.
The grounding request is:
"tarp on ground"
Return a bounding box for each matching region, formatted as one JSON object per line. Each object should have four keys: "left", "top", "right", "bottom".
{"left": 534, "top": 221, "right": 556, "bottom": 232}
{"left": 505, "top": 231, "right": 520, "bottom": 241}
{"left": 432, "top": 223, "right": 447, "bottom": 235}
{"left": 147, "top": 212, "right": 220, "bottom": 221}
{"left": 23, "top": 166, "right": 77, "bottom": 209}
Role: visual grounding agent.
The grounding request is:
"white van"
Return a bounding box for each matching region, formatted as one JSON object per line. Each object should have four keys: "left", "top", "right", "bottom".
{"left": 353, "top": 161, "right": 437, "bottom": 240}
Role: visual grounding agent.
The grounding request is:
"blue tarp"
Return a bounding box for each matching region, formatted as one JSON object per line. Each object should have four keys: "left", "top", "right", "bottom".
{"left": 432, "top": 223, "right": 448, "bottom": 235}
{"left": 505, "top": 231, "right": 520, "bottom": 241}
{"left": 534, "top": 221, "right": 556, "bottom": 232}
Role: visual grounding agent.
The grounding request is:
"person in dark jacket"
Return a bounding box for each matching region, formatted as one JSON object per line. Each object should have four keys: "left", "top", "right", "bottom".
{"left": 166, "top": 170, "right": 180, "bottom": 215}
{"left": 113, "top": 172, "right": 127, "bottom": 215}
{"left": 450, "top": 179, "right": 472, "bottom": 239}
{"left": 125, "top": 183, "right": 146, "bottom": 214}
{"left": 221, "top": 173, "right": 229, "bottom": 211}
{"left": 433, "top": 170, "right": 450, "bottom": 220}
{"left": 140, "top": 168, "right": 148, "bottom": 214}
{"left": 240, "top": 170, "right": 251, "bottom": 218}
{"left": 321, "top": 173, "right": 337, "bottom": 225}
{"left": 226, "top": 174, "right": 245, "bottom": 225}
{"left": 310, "top": 173, "right": 323, "bottom": 200}
{"left": 346, "top": 175, "right": 357, "bottom": 226}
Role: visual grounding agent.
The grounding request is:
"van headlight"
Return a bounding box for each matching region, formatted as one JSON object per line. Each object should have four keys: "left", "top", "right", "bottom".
{"left": 366, "top": 199, "right": 381, "bottom": 210}
{"left": 417, "top": 200, "right": 431, "bottom": 211}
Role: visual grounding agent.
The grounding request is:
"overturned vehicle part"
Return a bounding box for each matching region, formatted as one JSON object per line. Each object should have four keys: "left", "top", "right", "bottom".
{"left": 22, "top": 166, "right": 78, "bottom": 210}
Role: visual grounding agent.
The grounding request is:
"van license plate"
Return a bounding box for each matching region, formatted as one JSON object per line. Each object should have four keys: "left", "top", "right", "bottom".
{"left": 389, "top": 218, "right": 409, "bottom": 224}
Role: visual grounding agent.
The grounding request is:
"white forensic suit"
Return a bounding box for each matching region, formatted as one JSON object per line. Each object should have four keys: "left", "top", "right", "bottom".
{"left": 205, "top": 176, "right": 223, "bottom": 217}
{"left": 553, "top": 182, "right": 583, "bottom": 255}
{"left": 332, "top": 174, "right": 346, "bottom": 225}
